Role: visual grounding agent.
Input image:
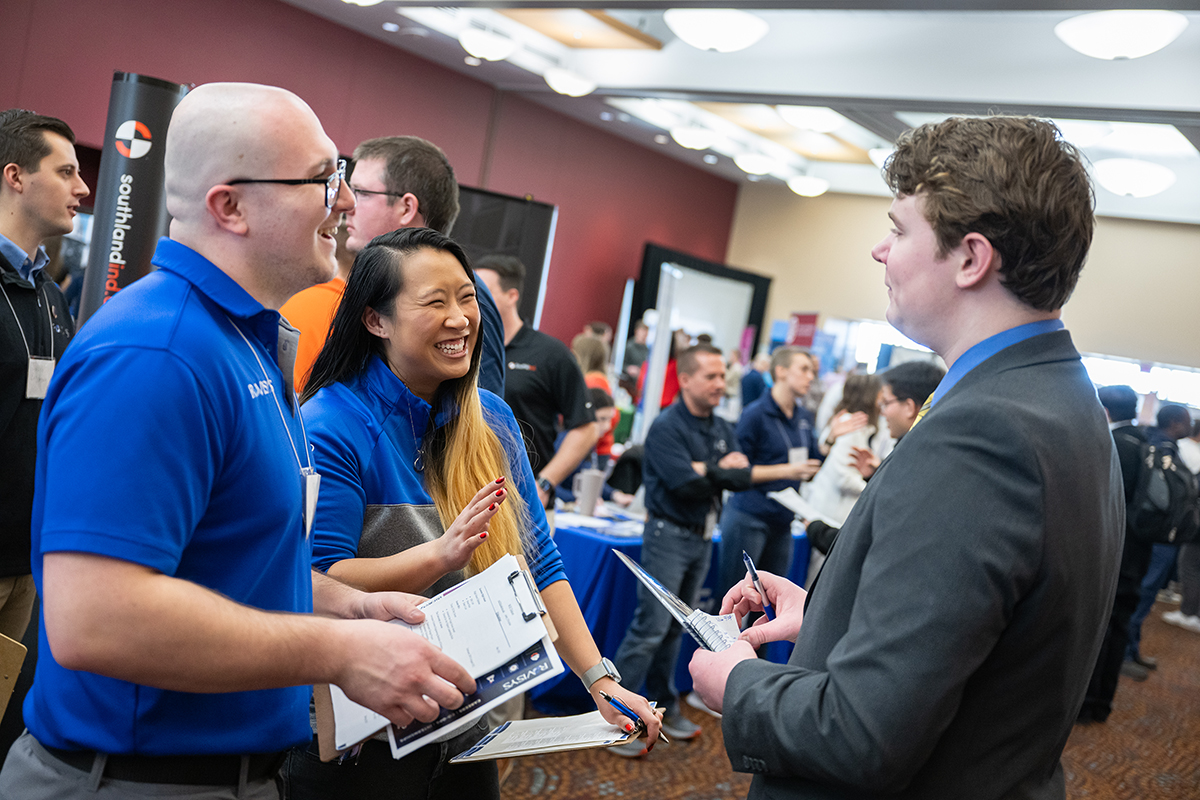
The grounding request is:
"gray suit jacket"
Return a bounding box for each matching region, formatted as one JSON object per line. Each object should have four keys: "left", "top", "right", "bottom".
{"left": 723, "top": 330, "right": 1123, "bottom": 800}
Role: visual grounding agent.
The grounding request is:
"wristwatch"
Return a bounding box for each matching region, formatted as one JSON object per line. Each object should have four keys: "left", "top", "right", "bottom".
{"left": 581, "top": 657, "right": 621, "bottom": 689}
{"left": 536, "top": 475, "right": 554, "bottom": 495}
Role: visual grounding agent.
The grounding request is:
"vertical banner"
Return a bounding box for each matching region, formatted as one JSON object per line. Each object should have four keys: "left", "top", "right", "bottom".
{"left": 786, "top": 312, "right": 819, "bottom": 347}
{"left": 78, "top": 72, "right": 188, "bottom": 324}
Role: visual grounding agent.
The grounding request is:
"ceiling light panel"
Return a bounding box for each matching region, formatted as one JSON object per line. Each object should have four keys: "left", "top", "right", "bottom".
{"left": 1093, "top": 158, "right": 1177, "bottom": 197}
{"left": 663, "top": 9, "right": 769, "bottom": 53}
{"left": 1054, "top": 10, "right": 1189, "bottom": 60}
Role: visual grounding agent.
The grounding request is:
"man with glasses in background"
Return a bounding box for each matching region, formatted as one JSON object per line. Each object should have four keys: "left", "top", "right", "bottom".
{"left": 281, "top": 135, "right": 505, "bottom": 396}
{"left": 0, "top": 83, "right": 477, "bottom": 800}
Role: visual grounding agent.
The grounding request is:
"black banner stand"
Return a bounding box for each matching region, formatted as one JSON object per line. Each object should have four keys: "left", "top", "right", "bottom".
{"left": 78, "top": 72, "right": 188, "bottom": 325}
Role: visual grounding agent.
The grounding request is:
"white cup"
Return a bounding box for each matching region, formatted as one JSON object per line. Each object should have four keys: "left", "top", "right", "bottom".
{"left": 572, "top": 469, "right": 606, "bottom": 516}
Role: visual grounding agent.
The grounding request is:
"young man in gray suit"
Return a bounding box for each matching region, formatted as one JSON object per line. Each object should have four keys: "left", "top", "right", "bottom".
{"left": 690, "top": 116, "right": 1123, "bottom": 800}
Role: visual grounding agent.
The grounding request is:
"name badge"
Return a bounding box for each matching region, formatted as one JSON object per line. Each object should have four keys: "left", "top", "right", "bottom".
{"left": 788, "top": 446, "right": 809, "bottom": 464}
{"left": 26, "top": 357, "right": 54, "bottom": 400}
{"left": 303, "top": 469, "right": 321, "bottom": 539}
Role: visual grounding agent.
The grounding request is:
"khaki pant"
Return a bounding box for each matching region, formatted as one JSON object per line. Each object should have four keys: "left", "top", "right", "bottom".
{"left": 0, "top": 574, "right": 36, "bottom": 642}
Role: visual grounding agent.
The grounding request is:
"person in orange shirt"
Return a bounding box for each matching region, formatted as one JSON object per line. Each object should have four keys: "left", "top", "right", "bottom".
{"left": 281, "top": 136, "right": 506, "bottom": 396}
{"left": 572, "top": 333, "right": 618, "bottom": 459}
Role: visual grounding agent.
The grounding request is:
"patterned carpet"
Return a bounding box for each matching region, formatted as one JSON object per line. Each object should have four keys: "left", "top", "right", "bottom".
{"left": 501, "top": 603, "right": 1199, "bottom": 799}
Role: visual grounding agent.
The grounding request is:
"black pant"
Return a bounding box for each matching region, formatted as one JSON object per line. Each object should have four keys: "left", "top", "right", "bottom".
{"left": 280, "top": 726, "right": 497, "bottom": 800}
{"left": 1080, "top": 531, "right": 1152, "bottom": 721}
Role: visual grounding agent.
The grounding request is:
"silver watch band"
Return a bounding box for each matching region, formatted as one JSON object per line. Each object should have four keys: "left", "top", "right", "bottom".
{"left": 581, "top": 657, "right": 620, "bottom": 689}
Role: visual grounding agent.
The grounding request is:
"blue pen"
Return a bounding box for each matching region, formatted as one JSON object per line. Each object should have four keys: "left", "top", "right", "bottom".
{"left": 742, "top": 550, "right": 776, "bottom": 621}
{"left": 598, "top": 690, "right": 669, "bottom": 743}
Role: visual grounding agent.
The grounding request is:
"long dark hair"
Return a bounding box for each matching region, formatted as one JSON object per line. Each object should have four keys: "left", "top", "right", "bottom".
{"left": 301, "top": 227, "right": 479, "bottom": 403}
{"left": 301, "top": 226, "right": 528, "bottom": 575}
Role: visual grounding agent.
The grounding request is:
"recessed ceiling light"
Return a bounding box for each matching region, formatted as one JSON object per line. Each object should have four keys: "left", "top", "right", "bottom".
{"left": 341, "top": 0, "right": 382, "bottom": 6}
{"left": 663, "top": 9, "right": 769, "bottom": 53}
{"left": 458, "top": 28, "right": 517, "bottom": 61}
{"left": 600, "top": 111, "right": 614, "bottom": 121}
{"left": 544, "top": 68, "right": 596, "bottom": 97}
{"left": 1054, "top": 10, "right": 1188, "bottom": 60}
{"left": 788, "top": 175, "right": 830, "bottom": 197}
{"left": 464, "top": 56, "right": 482, "bottom": 67}
{"left": 654, "top": 134, "right": 669, "bottom": 145}
{"left": 734, "top": 153, "right": 777, "bottom": 175}
{"left": 776, "top": 106, "right": 845, "bottom": 133}
{"left": 1093, "top": 158, "right": 1176, "bottom": 197}
{"left": 703, "top": 154, "right": 719, "bottom": 165}
{"left": 381, "top": 22, "right": 400, "bottom": 33}
{"left": 670, "top": 125, "right": 718, "bottom": 150}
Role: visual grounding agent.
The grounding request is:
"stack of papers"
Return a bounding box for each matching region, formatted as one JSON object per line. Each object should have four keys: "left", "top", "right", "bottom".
{"left": 451, "top": 710, "right": 637, "bottom": 762}
{"left": 767, "top": 488, "right": 842, "bottom": 527}
{"left": 324, "top": 554, "right": 564, "bottom": 760}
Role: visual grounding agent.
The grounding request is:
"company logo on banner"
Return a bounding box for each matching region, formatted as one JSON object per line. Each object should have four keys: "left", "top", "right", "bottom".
{"left": 113, "top": 120, "right": 153, "bottom": 158}
{"left": 786, "top": 312, "right": 819, "bottom": 347}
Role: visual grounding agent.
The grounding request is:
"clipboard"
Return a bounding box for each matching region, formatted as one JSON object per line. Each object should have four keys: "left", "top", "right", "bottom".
{"left": 315, "top": 554, "right": 557, "bottom": 762}
{"left": 612, "top": 549, "right": 739, "bottom": 652}
{"left": 0, "top": 633, "right": 27, "bottom": 720}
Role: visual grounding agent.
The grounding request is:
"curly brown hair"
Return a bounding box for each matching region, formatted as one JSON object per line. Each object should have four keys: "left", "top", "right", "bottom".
{"left": 883, "top": 116, "right": 1094, "bottom": 312}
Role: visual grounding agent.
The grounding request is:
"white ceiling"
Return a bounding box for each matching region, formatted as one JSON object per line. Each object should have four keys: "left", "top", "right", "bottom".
{"left": 281, "top": 1, "right": 1200, "bottom": 224}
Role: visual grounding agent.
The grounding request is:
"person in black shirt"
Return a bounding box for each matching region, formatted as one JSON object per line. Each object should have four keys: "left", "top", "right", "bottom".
{"left": 0, "top": 109, "right": 86, "bottom": 644}
{"left": 474, "top": 255, "right": 597, "bottom": 508}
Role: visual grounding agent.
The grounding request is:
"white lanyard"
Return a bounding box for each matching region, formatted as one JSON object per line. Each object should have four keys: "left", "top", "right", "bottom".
{"left": 1, "top": 279, "right": 56, "bottom": 399}
{"left": 0, "top": 279, "right": 52, "bottom": 360}
{"left": 225, "top": 314, "right": 313, "bottom": 473}
{"left": 226, "top": 314, "right": 320, "bottom": 538}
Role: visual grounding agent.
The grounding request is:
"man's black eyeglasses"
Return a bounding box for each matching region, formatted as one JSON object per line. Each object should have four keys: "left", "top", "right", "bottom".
{"left": 228, "top": 159, "right": 346, "bottom": 209}
{"left": 349, "top": 186, "right": 406, "bottom": 200}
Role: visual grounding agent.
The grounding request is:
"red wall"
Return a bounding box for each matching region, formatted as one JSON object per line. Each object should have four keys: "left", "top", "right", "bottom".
{"left": 0, "top": 0, "right": 738, "bottom": 342}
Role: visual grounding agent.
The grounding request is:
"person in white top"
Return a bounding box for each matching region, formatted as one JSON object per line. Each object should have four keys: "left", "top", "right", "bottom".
{"left": 802, "top": 373, "right": 885, "bottom": 585}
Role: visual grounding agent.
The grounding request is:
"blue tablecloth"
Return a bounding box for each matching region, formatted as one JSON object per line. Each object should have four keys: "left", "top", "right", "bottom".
{"left": 531, "top": 521, "right": 810, "bottom": 715}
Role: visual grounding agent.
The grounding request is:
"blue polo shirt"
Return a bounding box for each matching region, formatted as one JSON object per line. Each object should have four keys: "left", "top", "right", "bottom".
{"left": 27, "top": 237, "right": 314, "bottom": 755}
{"left": 726, "top": 393, "right": 817, "bottom": 528}
{"left": 303, "top": 355, "right": 566, "bottom": 591}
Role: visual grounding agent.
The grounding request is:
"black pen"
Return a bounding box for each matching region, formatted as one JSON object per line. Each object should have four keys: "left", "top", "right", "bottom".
{"left": 598, "top": 690, "right": 669, "bottom": 743}
{"left": 743, "top": 550, "right": 776, "bottom": 621}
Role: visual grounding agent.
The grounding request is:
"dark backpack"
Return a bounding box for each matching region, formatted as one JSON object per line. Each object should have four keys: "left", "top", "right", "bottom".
{"left": 1125, "top": 441, "right": 1200, "bottom": 545}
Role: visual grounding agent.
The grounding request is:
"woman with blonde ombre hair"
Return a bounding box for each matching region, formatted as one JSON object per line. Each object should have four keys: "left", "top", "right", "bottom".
{"left": 288, "top": 228, "right": 659, "bottom": 800}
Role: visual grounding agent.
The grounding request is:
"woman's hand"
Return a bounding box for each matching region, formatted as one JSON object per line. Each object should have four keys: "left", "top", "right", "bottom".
{"left": 589, "top": 677, "right": 664, "bottom": 750}
{"left": 435, "top": 477, "right": 507, "bottom": 572}
{"left": 829, "top": 411, "right": 869, "bottom": 441}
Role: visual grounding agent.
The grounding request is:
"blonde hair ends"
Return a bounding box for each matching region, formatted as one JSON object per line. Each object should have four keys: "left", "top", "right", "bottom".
{"left": 423, "top": 376, "right": 532, "bottom": 577}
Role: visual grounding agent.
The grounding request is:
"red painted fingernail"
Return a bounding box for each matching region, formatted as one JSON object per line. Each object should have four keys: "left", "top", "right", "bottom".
{"left": 488, "top": 503, "right": 497, "bottom": 511}
{"left": 495, "top": 490, "right": 504, "bottom": 497}
{"left": 624, "top": 723, "right": 634, "bottom": 732}
{"left": 496, "top": 476, "right": 505, "bottom": 484}
{"left": 480, "top": 532, "right": 488, "bottom": 540}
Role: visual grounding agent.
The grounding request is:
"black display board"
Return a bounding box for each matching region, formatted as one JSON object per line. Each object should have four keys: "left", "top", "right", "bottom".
{"left": 631, "top": 243, "right": 772, "bottom": 356}
{"left": 453, "top": 186, "right": 556, "bottom": 326}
